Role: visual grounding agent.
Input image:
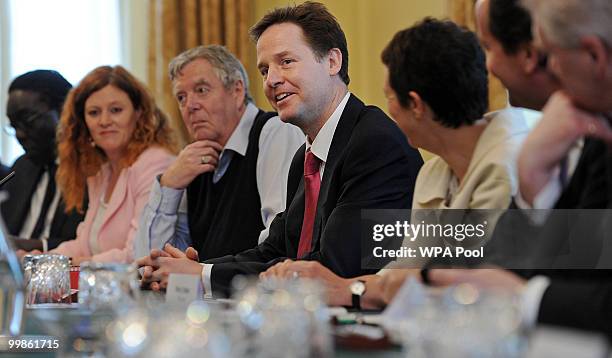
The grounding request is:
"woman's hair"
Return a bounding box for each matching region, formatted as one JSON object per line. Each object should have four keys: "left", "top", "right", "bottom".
{"left": 381, "top": 18, "right": 488, "bottom": 128}
{"left": 57, "top": 65, "right": 177, "bottom": 213}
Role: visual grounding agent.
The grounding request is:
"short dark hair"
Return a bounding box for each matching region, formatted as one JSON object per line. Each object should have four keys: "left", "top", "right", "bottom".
{"left": 489, "top": 0, "right": 533, "bottom": 54}
{"left": 8, "top": 70, "right": 72, "bottom": 112}
{"left": 250, "top": 1, "right": 350, "bottom": 85}
{"left": 381, "top": 18, "right": 488, "bottom": 128}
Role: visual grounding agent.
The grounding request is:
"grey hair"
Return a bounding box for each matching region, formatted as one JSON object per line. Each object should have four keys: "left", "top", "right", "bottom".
{"left": 168, "top": 45, "right": 253, "bottom": 104}
{"left": 522, "top": 0, "right": 612, "bottom": 48}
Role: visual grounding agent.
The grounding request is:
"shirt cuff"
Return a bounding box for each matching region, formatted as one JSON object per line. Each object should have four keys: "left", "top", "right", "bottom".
{"left": 516, "top": 168, "right": 562, "bottom": 225}
{"left": 200, "top": 263, "right": 214, "bottom": 299}
{"left": 514, "top": 191, "right": 533, "bottom": 210}
{"left": 257, "top": 227, "right": 270, "bottom": 245}
{"left": 520, "top": 275, "right": 551, "bottom": 328}
{"left": 517, "top": 163, "right": 563, "bottom": 211}
{"left": 150, "top": 175, "right": 184, "bottom": 214}
{"left": 532, "top": 175, "right": 562, "bottom": 210}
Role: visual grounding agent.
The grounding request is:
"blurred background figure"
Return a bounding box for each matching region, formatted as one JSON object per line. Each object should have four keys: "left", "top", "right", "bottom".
{"left": 419, "top": 0, "right": 612, "bottom": 339}
{"left": 21, "top": 66, "right": 176, "bottom": 264}
{"left": 1, "top": 70, "right": 84, "bottom": 250}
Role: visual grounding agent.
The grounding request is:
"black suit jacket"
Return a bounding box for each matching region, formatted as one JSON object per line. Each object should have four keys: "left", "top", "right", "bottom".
{"left": 532, "top": 140, "right": 612, "bottom": 338}
{"left": 509, "top": 139, "right": 611, "bottom": 270}
{"left": 538, "top": 279, "right": 612, "bottom": 339}
{"left": 489, "top": 138, "right": 612, "bottom": 337}
{"left": 486, "top": 137, "right": 611, "bottom": 264}
{"left": 0, "top": 163, "right": 10, "bottom": 179}
{"left": 554, "top": 138, "right": 609, "bottom": 209}
{"left": 206, "top": 95, "right": 423, "bottom": 294}
{"left": 0, "top": 155, "right": 84, "bottom": 249}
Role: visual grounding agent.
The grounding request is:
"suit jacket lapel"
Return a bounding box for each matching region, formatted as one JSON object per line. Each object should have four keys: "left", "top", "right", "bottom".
{"left": 311, "top": 94, "right": 364, "bottom": 248}
{"left": 1, "top": 159, "right": 44, "bottom": 235}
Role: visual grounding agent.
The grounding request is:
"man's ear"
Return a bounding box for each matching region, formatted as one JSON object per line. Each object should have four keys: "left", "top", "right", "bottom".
{"left": 521, "top": 43, "right": 541, "bottom": 74}
{"left": 327, "top": 48, "right": 342, "bottom": 77}
{"left": 408, "top": 91, "right": 425, "bottom": 119}
{"left": 232, "top": 79, "right": 246, "bottom": 108}
{"left": 581, "top": 35, "right": 609, "bottom": 79}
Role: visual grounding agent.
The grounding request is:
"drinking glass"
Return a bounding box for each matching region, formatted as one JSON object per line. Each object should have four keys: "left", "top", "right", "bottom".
{"left": 78, "top": 262, "right": 140, "bottom": 312}
{"left": 26, "top": 254, "right": 70, "bottom": 306}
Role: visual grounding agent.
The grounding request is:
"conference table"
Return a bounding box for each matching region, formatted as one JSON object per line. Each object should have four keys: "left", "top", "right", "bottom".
{"left": 6, "top": 292, "right": 610, "bottom": 358}
{"left": 8, "top": 293, "right": 403, "bottom": 358}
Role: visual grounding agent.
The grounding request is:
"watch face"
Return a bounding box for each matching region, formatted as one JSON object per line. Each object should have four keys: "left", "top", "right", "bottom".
{"left": 350, "top": 281, "right": 366, "bottom": 296}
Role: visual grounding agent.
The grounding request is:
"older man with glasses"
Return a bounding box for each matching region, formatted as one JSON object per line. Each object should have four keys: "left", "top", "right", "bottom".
{"left": 1, "top": 70, "right": 84, "bottom": 251}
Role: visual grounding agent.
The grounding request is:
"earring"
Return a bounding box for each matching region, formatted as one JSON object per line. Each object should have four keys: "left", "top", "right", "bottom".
{"left": 89, "top": 137, "right": 96, "bottom": 148}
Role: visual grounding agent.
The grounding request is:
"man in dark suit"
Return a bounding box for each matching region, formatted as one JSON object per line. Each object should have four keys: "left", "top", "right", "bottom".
{"left": 1, "top": 70, "right": 84, "bottom": 250}
{"left": 138, "top": 1, "right": 423, "bottom": 295}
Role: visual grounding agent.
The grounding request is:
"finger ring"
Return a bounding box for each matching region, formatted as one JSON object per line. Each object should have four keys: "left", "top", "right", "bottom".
{"left": 292, "top": 271, "right": 299, "bottom": 279}
{"left": 588, "top": 123, "right": 597, "bottom": 134}
{"left": 201, "top": 155, "right": 210, "bottom": 164}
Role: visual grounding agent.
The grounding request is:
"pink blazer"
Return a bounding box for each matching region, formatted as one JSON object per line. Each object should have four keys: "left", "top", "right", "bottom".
{"left": 52, "top": 146, "right": 174, "bottom": 263}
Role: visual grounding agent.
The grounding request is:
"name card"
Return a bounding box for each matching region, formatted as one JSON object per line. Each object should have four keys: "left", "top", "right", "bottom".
{"left": 166, "top": 273, "right": 203, "bottom": 305}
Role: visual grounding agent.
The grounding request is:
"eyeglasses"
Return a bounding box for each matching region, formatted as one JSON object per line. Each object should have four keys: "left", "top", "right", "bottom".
{"left": 3, "top": 111, "right": 50, "bottom": 136}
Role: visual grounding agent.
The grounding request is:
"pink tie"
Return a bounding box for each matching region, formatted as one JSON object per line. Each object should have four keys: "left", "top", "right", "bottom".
{"left": 297, "top": 150, "right": 321, "bottom": 258}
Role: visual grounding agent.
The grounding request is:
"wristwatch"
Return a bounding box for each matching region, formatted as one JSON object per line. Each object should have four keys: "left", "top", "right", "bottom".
{"left": 349, "top": 280, "right": 366, "bottom": 310}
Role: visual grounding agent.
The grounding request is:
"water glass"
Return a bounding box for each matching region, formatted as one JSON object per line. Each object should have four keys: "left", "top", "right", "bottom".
{"left": 25, "top": 254, "right": 71, "bottom": 306}
{"left": 78, "top": 262, "right": 140, "bottom": 311}
{"left": 21, "top": 254, "right": 36, "bottom": 289}
{"left": 399, "top": 283, "right": 526, "bottom": 358}
{"left": 234, "top": 277, "right": 333, "bottom": 358}
{"left": 106, "top": 301, "right": 233, "bottom": 357}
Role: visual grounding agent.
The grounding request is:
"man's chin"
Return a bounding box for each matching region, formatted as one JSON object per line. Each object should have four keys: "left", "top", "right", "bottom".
{"left": 278, "top": 109, "right": 299, "bottom": 124}
{"left": 508, "top": 93, "right": 530, "bottom": 109}
{"left": 193, "top": 131, "right": 218, "bottom": 142}
{"left": 570, "top": 95, "right": 608, "bottom": 114}
{"left": 278, "top": 114, "right": 293, "bottom": 123}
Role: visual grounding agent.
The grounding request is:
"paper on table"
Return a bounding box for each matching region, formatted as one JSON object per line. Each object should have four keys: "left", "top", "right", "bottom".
{"left": 380, "top": 277, "right": 426, "bottom": 327}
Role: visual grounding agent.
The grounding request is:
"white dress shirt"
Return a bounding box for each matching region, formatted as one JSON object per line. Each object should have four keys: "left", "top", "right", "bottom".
{"left": 515, "top": 139, "right": 583, "bottom": 211}
{"left": 19, "top": 169, "right": 61, "bottom": 242}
